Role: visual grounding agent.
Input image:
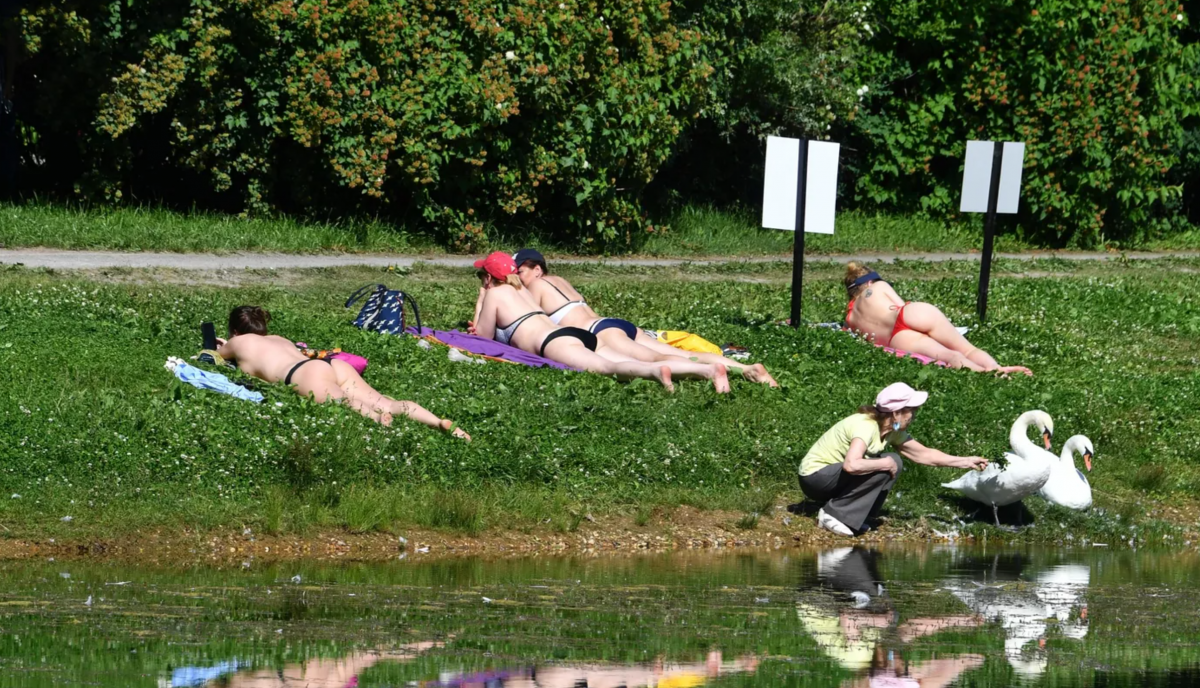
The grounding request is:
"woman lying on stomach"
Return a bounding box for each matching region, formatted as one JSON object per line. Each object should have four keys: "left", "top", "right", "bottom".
{"left": 470, "top": 251, "right": 728, "bottom": 392}
{"left": 843, "top": 262, "right": 1032, "bottom": 376}
{"left": 216, "top": 305, "right": 470, "bottom": 440}
{"left": 511, "top": 248, "right": 777, "bottom": 387}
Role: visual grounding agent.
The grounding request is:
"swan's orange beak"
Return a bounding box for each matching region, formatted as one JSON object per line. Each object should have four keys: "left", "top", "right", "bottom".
{"left": 1084, "top": 452, "right": 1093, "bottom": 472}
{"left": 1042, "top": 429, "right": 1053, "bottom": 450}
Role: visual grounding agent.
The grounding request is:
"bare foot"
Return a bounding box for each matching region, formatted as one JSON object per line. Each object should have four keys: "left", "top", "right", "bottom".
{"left": 996, "top": 365, "right": 1033, "bottom": 377}
{"left": 440, "top": 418, "right": 471, "bottom": 441}
{"left": 712, "top": 364, "right": 731, "bottom": 394}
{"left": 743, "top": 363, "right": 778, "bottom": 387}
{"left": 656, "top": 365, "right": 675, "bottom": 393}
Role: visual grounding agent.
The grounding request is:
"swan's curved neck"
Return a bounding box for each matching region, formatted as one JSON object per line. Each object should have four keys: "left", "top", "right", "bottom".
{"left": 1060, "top": 439, "right": 1082, "bottom": 466}
{"left": 1010, "top": 413, "right": 1041, "bottom": 456}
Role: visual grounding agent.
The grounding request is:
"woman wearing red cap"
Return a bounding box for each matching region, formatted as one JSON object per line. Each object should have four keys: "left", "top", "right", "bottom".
{"left": 471, "top": 252, "right": 727, "bottom": 391}
{"left": 509, "top": 248, "right": 777, "bottom": 387}
{"left": 799, "top": 383, "right": 989, "bottom": 536}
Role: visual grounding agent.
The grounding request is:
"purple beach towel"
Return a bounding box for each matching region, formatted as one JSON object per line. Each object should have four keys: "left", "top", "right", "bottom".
{"left": 407, "top": 327, "right": 580, "bottom": 371}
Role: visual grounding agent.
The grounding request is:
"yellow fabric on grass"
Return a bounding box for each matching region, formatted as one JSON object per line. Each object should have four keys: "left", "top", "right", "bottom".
{"left": 657, "top": 330, "right": 722, "bottom": 355}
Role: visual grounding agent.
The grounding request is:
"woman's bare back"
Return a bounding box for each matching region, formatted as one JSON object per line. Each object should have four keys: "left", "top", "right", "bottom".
{"left": 846, "top": 280, "right": 906, "bottom": 344}
{"left": 219, "top": 334, "right": 309, "bottom": 382}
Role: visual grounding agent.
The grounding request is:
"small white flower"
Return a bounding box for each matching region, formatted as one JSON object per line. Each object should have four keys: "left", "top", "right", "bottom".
{"left": 505, "top": 50, "right": 516, "bottom": 60}
{"left": 582, "top": 159, "right": 590, "bottom": 169}
{"left": 1177, "top": 13, "right": 1184, "bottom": 20}
{"left": 862, "top": 23, "right": 871, "bottom": 32}
{"left": 559, "top": 2, "right": 565, "bottom": 7}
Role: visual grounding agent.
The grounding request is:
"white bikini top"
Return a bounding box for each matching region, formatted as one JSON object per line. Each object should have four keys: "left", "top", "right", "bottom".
{"left": 544, "top": 281, "right": 587, "bottom": 325}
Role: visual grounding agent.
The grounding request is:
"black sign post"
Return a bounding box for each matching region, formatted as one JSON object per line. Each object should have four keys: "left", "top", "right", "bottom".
{"left": 789, "top": 139, "right": 810, "bottom": 329}
{"left": 976, "top": 142, "right": 1005, "bottom": 323}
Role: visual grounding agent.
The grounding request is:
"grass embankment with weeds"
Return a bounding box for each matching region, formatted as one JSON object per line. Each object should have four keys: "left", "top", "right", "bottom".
{"left": 6, "top": 201, "right": 1199, "bottom": 256}
{"left": 1, "top": 259, "right": 1199, "bottom": 549}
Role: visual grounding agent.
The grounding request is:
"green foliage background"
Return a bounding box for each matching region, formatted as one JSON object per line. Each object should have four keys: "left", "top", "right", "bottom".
{"left": 5, "top": 0, "right": 1199, "bottom": 247}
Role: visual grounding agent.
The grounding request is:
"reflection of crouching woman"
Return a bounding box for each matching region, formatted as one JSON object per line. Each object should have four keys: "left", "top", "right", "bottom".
{"left": 799, "top": 383, "right": 988, "bottom": 536}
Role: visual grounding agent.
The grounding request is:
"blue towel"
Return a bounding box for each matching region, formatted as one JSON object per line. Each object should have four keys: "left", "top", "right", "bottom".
{"left": 172, "top": 361, "right": 264, "bottom": 403}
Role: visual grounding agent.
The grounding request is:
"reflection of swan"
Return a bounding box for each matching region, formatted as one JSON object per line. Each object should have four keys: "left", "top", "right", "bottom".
{"left": 1038, "top": 435, "right": 1094, "bottom": 510}
{"left": 941, "top": 411, "right": 1055, "bottom": 526}
{"left": 944, "top": 561, "right": 1090, "bottom": 678}
{"left": 1034, "top": 564, "right": 1090, "bottom": 641}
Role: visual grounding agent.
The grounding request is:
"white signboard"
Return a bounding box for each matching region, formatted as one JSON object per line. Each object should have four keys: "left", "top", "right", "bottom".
{"left": 997, "top": 142, "right": 1025, "bottom": 214}
{"left": 761, "top": 136, "right": 840, "bottom": 233}
{"left": 762, "top": 136, "right": 800, "bottom": 231}
{"left": 960, "top": 140, "right": 1026, "bottom": 214}
{"left": 803, "top": 141, "right": 840, "bottom": 235}
{"left": 960, "top": 140, "right": 995, "bottom": 213}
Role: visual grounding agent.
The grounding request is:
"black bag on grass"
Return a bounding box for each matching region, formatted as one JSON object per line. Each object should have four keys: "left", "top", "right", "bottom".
{"left": 345, "top": 284, "right": 422, "bottom": 336}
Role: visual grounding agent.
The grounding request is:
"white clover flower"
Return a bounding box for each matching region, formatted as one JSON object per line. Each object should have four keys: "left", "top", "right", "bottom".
{"left": 863, "top": 23, "right": 871, "bottom": 33}
{"left": 505, "top": 50, "right": 516, "bottom": 60}
{"left": 1177, "top": 13, "right": 1184, "bottom": 20}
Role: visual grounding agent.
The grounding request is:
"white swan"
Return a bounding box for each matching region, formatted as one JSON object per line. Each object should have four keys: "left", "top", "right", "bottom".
{"left": 941, "top": 411, "right": 1055, "bottom": 526}
{"left": 1038, "top": 435, "right": 1093, "bottom": 510}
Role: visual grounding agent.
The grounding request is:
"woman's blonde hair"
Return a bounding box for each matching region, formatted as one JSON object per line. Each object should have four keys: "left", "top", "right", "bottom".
{"left": 843, "top": 261, "right": 873, "bottom": 298}
{"left": 477, "top": 271, "right": 524, "bottom": 289}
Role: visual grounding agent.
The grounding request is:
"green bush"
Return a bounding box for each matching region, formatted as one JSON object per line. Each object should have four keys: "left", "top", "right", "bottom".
{"left": 845, "top": 0, "right": 1200, "bottom": 246}
{"left": 652, "top": 0, "right": 866, "bottom": 206}
{"left": 18, "top": 0, "right": 714, "bottom": 249}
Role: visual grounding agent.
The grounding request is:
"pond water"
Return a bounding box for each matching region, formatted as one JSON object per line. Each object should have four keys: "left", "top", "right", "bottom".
{"left": 0, "top": 546, "right": 1197, "bottom": 687}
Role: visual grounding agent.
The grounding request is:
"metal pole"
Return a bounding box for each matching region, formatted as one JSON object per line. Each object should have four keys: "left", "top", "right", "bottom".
{"left": 976, "top": 142, "right": 1005, "bottom": 323}
{"left": 790, "top": 139, "right": 809, "bottom": 328}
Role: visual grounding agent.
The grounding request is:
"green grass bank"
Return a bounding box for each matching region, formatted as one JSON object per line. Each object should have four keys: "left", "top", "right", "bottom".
{"left": 1, "top": 259, "right": 1199, "bottom": 547}
{"left": 5, "top": 202, "right": 1200, "bottom": 256}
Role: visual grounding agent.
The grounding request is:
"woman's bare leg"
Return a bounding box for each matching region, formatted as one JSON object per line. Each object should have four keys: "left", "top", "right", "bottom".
{"left": 543, "top": 338, "right": 676, "bottom": 392}
{"left": 895, "top": 302, "right": 1031, "bottom": 375}
{"left": 596, "top": 334, "right": 729, "bottom": 392}
{"left": 326, "top": 360, "right": 470, "bottom": 439}
{"left": 888, "top": 331, "right": 989, "bottom": 371}
{"left": 632, "top": 330, "right": 777, "bottom": 387}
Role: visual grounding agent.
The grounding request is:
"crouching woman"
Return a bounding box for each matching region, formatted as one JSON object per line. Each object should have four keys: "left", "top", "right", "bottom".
{"left": 799, "top": 383, "right": 988, "bottom": 536}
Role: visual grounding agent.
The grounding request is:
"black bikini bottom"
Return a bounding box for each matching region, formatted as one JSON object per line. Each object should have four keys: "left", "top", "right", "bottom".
{"left": 284, "top": 358, "right": 331, "bottom": 386}
{"left": 539, "top": 327, "right": 599, "bottom": 358}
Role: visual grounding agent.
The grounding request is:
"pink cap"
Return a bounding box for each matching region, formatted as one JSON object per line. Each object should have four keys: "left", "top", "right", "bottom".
{"left": 875, "top": 382, "right": 929, "bottom": 411}
{"left": 474, "top": 251, "right": 516, "bottom": 281}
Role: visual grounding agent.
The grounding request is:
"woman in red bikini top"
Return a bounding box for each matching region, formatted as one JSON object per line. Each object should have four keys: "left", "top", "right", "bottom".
{"left": 842, "top": 262, "right": 1032, "bottom": 376}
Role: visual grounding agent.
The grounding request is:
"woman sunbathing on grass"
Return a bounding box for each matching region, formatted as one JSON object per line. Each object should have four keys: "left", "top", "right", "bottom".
{"left": 470, "top": 251, "right": 729, "bottom": 392}
{"left": 843, "top": 262, "right": 1032, "bottom": 376}
{"left": 509, "top": 248, "right": 777, "bottom": 387}
{"left": 216, "top": 306, "right": 470, "bottom": 440}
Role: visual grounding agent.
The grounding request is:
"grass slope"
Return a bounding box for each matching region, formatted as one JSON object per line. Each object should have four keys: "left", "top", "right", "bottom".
{"left": 5, "top": 201, "right": 1198, "bottom": 255}
{"left": 0, "top": 260, "right": 1198, "bottom": 544}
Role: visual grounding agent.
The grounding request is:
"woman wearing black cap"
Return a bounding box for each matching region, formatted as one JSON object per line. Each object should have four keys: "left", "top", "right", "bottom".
{"left": 511, "top": 248, "right": 777, "bottom": 387}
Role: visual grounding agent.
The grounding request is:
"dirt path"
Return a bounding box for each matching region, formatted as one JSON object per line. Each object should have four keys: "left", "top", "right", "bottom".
{"left": 2, "top": 247, "right": 1199, "bottom": 270}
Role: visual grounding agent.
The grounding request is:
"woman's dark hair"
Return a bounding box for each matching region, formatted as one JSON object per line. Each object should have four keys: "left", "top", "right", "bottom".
{"left": 228, "top": 305, "right": 271, "bottom": 336}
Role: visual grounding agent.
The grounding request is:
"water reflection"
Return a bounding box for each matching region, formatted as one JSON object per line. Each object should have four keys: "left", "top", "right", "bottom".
{"left": 797, "top": 547, "right": 984, "bottom": 686}
{"left": 163, "top": 642, "right": 441, "bottom": 687}
{"left": 0, "top": 547, "right": 1196, "bottom": 688}
{"left": 165, "top": 650, "right": 758, "bottom": 688}
{"left": 943, "top": 553, "right": 1089, "bottom": 676}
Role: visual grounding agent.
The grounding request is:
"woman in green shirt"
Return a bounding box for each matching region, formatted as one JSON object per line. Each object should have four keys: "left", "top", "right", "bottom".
{"left": 799, "top": 383, "right": 989, "bottom": 536}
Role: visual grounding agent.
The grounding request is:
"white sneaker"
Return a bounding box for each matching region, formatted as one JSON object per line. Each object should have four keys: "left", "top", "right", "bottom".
{"left": 817, "top": 509, "right": 854, "bottom": 536}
